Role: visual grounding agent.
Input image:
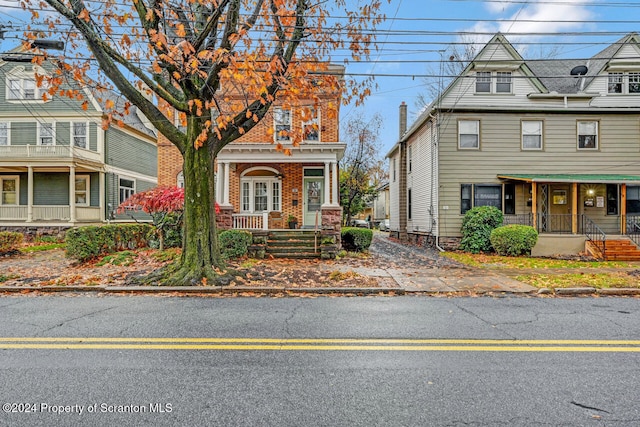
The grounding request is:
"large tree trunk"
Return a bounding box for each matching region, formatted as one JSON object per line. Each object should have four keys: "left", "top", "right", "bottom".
{"left": 163, "top": 140, "right": 225, "bottom": 285}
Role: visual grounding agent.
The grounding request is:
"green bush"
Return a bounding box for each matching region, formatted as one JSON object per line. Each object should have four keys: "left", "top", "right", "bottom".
{"left": 341, "top": 227, "right": 373, "bottom": 252}
{"left": 149, "top": 211, "right": 183, "bottom": 249}
{"left": 0, "top": 231, "right": 23, "bottom": 253}
{"left": 219, "top": 230, "right": 253, "bottom": 259}
{"left": 459, "top": 206, "right": 504, "bottom": 253}
{"left": 490, "top": 225, "right": 538, "bottom": 256}
{"left": 65, "top": 224, "right": 153, "bottom": 261}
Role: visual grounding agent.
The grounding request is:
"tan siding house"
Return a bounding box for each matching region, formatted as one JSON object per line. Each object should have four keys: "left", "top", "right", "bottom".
{"left": 388, "top": 33, "right": 640, "bottom": 257}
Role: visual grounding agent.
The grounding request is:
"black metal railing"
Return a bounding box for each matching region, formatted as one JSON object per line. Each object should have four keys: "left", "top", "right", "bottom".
{"left": 624, "top": 214, "right": 640, "bottom": 248}
{"left": 583, "top": 215, "right": 606, "bottom": 259}
{"left": 502, "top": 214, "right": 534, "bottom": 227}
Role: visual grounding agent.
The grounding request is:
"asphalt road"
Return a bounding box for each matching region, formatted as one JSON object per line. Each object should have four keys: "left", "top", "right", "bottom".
{"left": 0, "top": 295, "right": 639, "bottom": 426}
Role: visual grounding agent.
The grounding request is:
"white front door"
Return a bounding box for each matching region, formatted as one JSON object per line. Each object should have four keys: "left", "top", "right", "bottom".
{"left": 303, "top": 178, "right": 323, "bottom": 227}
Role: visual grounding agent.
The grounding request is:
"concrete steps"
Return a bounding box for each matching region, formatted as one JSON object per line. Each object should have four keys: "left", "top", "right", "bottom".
{"left": 266, "top": 231, "right": 321, "bottom": 259}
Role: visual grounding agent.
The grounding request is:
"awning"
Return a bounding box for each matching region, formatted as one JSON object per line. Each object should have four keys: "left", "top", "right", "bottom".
{"left": 497, "top": 174, "right": 640, "bottom": 184}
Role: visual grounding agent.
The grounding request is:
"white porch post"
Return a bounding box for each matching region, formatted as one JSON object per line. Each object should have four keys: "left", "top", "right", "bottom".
{"left": 27, "top": 166, "right": 33, "bottom": 222}
{"left": 331, "top": 161, "right": 339, "bottom": 206}
{"left": 69, "top": 165, "right": 76, "bottom": 222}
{"left": 216, "top": 160, "right": 224, "bottom": 205}
{"left": 99, "top": 171, "right": 105, "bottom": 221}
{"left": 223, "top": 161, "right": 231, "bottom": 206}
{"left": 323, "top": 161, "right": 331, "bottom": 206}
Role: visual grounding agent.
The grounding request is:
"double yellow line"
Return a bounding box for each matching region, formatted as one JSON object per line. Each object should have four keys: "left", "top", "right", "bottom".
{"left": 0, "top": 337, "right": 639, "bottom": 352}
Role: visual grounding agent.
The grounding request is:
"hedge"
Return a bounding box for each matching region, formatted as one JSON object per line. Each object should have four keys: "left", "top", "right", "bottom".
{"left": 459, "top": 206, "right": 504, "bottom": 253}
{"left": 219, "top": 230, "right": 253, "bottom": 259}
{"left": 341, "top": 227, "right": 373, "bottom": 252}
{"left": 490, "top": 225, "right": 538, "bottom": 256}
{"left": 0, "top": 231, "right": 24, "bottom": 253}
{"left": 66, "top": 224, "right": 153, "bottom": 261}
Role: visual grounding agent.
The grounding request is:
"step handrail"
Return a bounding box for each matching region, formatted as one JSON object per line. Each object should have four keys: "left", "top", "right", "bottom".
{"left": 583, "top": 215, "right": 606, "bottom": 259}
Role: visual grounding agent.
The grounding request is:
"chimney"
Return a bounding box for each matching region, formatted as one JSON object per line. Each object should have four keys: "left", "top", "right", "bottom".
{"left": 399, "top": 102, "right": 407, "bottom": 139}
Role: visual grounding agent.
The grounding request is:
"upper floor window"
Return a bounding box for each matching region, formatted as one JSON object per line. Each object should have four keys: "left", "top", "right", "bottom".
{"left": 475, "top": 71, "right": 511, "bottom": 94}
{"left": 578, "top": 121, "right": 598, "bottom": 150}
{"left": 458, "top": 120, "right": 480, "bottom": 149}
{"left": 607, "top": 72, "right": 640, "bottom": 94}
{"left": 7, "top": 78, "right": 47, "bottom": 101}
{"left": 0, "top": 123, "right": 9, "bottom": 146}
{"left": 476, "top": 72, "right": 491, "bottom": 93}
{"left": 496, "top": 72, "right": 512, "bottom": 93}
{"left": 274, "top": 107, "right": 291, "bottom": 141}
{"left": 38, "top": 123, "right": 55, "bottom": 146}
{"left": 522, "top": 120, "right": 543, "bottom": 150}
{"left": 302, "top": 107, "right": 319, "bottom": 141}
{"left": 72, "top": 122, "right": 87, "bottom": 148}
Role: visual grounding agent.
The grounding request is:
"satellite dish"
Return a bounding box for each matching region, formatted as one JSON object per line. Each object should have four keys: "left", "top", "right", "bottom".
{"left": 570, "top": 65, "right": 588, "bottom": 76}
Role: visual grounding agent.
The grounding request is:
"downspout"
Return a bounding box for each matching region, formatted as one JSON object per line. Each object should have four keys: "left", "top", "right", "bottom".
{"left": 428, "top": 110, "right": 445, "bottom": 253}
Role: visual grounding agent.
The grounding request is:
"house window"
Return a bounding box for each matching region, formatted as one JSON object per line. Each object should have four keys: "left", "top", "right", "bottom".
{"left": 496, "top": 72, "right": 512, "bottom": 93}
{"left": 75, "top": 175, "right": 90, "bottom": 206}
{"left": 476, "top": 72, "right": 491, "bottom": 93}
{"left": 461, "top": 184, "right": 503, "bottom": 214}
{"left": 254, "top": 182, "right": 268, "bottom": 212}
{"left": 6, "top": 77, "right": 46, "bottom": 100}
{"left": 0, "top": 123, "right": 9, "bottom": 146}
{"left": 274, "top": 107, "right": 291, "bottom": 141}
{"left": 240, "top": 173, "right": 281, "bottom": 213}
{"left": 302, "top": 107, "right": 319, "bottom": 141}
{"left": 38, "top": 123, "right": 55, "bottom": 145}
{"left": 408, "top": 188, "right": 412, "bottom": 220}
{"left": 577, "top": 121, "right": 598, "bottom": 150}
{"left": 242, "top": 182, "right": 250, "bottom": 211}
{"left": 1, "top": 176, "right": 18, "bottom": 205}
{"left": 629, "top": 73, "right": 640, "bottom": 93}
{"left": 272, "top": 182, "right": 281, "bottom": 211}
{"left": 176, "top": 171, "right": 184, "bottom": 188}
{"left": 606, "top": 184, "right": 618, "bottom": 216}
{"left": 119, "top": 178, "right": 135, "bottom": 204}
{"left": 627, "top": 186, "right": 640, "bottom": 214}
{"left": 72, "top": 122, "right": 87, "bottom": 148}
{"left": 608, "top": 73, "right": 623, "bottom": 93}
{"left": 458, "top": 120, "right": 479, "bottom": 149}
{"left": 522, "top": 120, "right": 543, "bottom": 150}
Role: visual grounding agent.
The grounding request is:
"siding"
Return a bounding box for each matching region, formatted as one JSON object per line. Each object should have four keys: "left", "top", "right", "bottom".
{"left": 105, "top": 128, "right": 157, "bottom": 177}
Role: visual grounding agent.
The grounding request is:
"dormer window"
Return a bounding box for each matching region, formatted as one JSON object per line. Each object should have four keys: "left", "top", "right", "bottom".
{"left": 607, "top": 72, "right": 640, "bottom": 94}
{"left": 629, "top": 73, "right": 640, "bottom": 93}
{"left": 6, "top": 66, "right": 50, "bottom": 102}
{"left": 608, "top": 73, "right": 623, "bottom": 93}
{"left": 475, "top": 71, "right": 512, "bottom": 94}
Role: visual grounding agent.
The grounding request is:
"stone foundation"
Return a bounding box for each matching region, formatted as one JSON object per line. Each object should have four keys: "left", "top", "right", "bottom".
{"left": 216, "top": 206, "right": 234, "bottom": 230}
{"left": 320, "top": 206, "right": 342, "bottom": 259}
{"left": 0, "top": 226, "right": 70, "bottom": 242}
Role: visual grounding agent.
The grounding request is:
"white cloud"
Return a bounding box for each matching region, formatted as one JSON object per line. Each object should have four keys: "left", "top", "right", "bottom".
{"left": 485, "top": 0, "right": 515, "bottom": 14}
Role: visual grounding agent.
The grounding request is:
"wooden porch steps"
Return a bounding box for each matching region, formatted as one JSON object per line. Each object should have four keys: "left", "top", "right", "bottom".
{"left": 602, "top": 239, "right": 640, "bottom": 261}
{"left": 266, "top": 231, "right": 321, "bottom": 259}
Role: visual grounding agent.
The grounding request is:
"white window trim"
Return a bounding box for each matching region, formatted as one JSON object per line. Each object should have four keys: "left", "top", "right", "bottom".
{"left": 5, "top": 66, "right": 50, "bottom": 102}
{"left": 75, "top": 175, "right": 90, "bottom": 206}
{"left": 458, "top": 119, "right": 480, "bottom": 150}
{"left": 302, "top": 107, "right": 320, "bottom": 142}
{"left": 0, "top": 175, "right": 19, "bottom": 206}
{"left": 240, "top": 167, "right": 282, "bottom": 213}
{"left": 521, "top": 120, "right": 544, "bottom": 151}
{"left": 71, "top": 121, "right": 89, "bottom": 149}
{"left": 274, "top": 107, "right": 291, "bottom": 142}
{"left": 37, "top": 122, "right": 56, "bottom": 146}
{"left": 118, "top": 176, "right": 136, "bottom": 204}
{"left": 0, "top": 122, "right": 10, "bottom": 146}
{"left": 607, "top": 72, "right": 640, "bottom": 95}
{"left": 475, "top": 71, "right": 512, "bottom": 94}
{"left": 496, "top": 71, "right": 512, "bottom": 93}
{"left": 176, "top": 171, "right": 184, "bottom": 188}
{"left": 577, "top": 121, "right": 599, "bottom": 151}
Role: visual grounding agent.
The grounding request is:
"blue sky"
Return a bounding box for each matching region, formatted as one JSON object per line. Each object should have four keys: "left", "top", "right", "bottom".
{"left": 1, "top": 0, "right": 639, "bottom": 156}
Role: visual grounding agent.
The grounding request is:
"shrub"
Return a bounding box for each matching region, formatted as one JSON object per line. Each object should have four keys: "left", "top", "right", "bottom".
{"left": 0, "top": 231, "right": 24, "bottom": 253}
{"left": 459, "top": 206, "right": 504, "bottom": 253}
{"left": 490, "top": 225, "right": 538, "bottom": 256}
{"left": 66, "top": 224, "right": 153, "bottom": 261}
{"left": 341, "top": 227, "right": 373, "bottom": 252}
{"left": 219, "top": 230, "right": 253, "bottom": 259}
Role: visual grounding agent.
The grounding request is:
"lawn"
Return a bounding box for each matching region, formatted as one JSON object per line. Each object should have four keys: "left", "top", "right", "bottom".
{"left": 443, "top": 252, "right": 640, "bottom": 289}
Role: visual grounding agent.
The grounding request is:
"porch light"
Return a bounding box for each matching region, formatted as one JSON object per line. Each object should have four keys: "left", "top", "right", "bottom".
{"left": 587, "top": 189, "right": 595, "bottom": 196}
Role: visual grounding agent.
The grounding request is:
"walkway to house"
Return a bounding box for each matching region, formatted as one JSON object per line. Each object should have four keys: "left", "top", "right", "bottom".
{"left": 333, "top": 233, "right": 537, "bottom": 294}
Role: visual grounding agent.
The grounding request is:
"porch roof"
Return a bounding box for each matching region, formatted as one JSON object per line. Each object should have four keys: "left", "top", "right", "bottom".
{"left": 497, "top": 173, "right": 640, "bottom": 184}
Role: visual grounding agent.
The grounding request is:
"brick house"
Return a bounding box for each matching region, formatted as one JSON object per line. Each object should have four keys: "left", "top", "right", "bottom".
{"left": 158, "top": 65, "right": 345, "bottom": 232}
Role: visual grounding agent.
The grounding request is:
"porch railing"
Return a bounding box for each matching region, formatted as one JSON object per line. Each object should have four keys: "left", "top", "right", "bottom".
{"left": 33, "top": 206, "right": 70, "bottom": 221}
{"left": 583, "top": 215, "right": 606, "bottom": 259}
{"left": 0, "top": 145, "right": 102, "bottom": 163}
{"left": 232, "top": 212, "right": 269, "bottom": 230}
{"left": 624, "top": 215, "right": 640, "bottom": 248}
{"left": 0, "top": 205, "right": 100, "bottom": 222}
{"left": 0, "top": 205, "right": 28, "bottom": 220}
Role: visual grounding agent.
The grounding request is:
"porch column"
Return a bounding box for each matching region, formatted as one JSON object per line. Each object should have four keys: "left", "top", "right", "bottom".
{"left": 99, "top": 171, "right": 105, "bottom": 222}
{"left": 69, "top": 165, "right": 76, "bottom": 222}
{"left": 571, "top": 182, "right": 578, "bottom": 234}
{"left": 331, "top": 161, "right": 339, "bottom": 206}
{"left": 621, "top": 184, "right": 627, "bottom": 234}
{"left": 322, "top": 161, "right": 331, "bottom": 206}
{"left": 531, "top": 182, "right": 537, "bottom": 231}
{"left": 26, "top": 166, "right": 33, "bottom": 222}
{"left": 216, "top": 160, "right": 224, "bottom": 205}
{"left": 223, "top": 161, "right": 230, "bottom": 206}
